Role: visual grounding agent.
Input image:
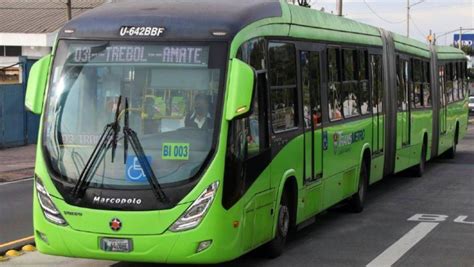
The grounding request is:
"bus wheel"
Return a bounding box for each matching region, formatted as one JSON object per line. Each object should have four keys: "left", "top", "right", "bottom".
{"left": 414, "top": 141, "right": 427, "bottom": 177}
{"left": 264, "top": 191, "right": 290, "bottom": 258}
{"left": 446, "top": 131, "right": 458, "bottom": 159}
{"left": 349, "top": 161, "right": 367, "bottom": 213}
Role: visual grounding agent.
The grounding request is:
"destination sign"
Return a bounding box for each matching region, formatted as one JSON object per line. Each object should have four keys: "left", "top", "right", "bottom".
{"left": 70, "top": 45, "right": 209, "bottom": 66}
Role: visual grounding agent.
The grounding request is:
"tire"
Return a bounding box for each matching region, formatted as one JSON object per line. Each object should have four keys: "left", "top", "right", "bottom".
{"left": 264, "top": 191, "right": 290, "bottom": 258}
{"left": 446, "top": 130, "right": 458, "bottom": 159}
{"left": 414, "top": 141, "right": 427, "bottom": 177}
{"left": 349, "top": 161, "right": 368, "bottom": 213}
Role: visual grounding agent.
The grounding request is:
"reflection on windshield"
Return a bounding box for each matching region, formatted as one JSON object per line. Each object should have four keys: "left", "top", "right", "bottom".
{"left": 44, "top": 41, "right": 224, "bottom": 188}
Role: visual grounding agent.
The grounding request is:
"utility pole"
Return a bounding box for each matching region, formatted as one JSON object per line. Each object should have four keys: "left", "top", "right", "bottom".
{"left": 336, "top": 0, "right": 343, "bottom": 16}
{"left": 406, "top": 0, "right": 410, "bottom": 37}
{"left": 459, "top": 27, "right": 463, "bottom": 49}
{"left": 406, "top": 0, "right": 425, "bottom": 38}
{"left": 66, "top": 0, "right": 72, "bottom": 21}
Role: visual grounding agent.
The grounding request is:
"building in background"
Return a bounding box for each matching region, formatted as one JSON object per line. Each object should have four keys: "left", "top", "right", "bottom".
{"left": 0, "top": 0, "right": 106, "bottom": 148}
{"left": 0, "top": 0, "right": 106, "bottom": 84}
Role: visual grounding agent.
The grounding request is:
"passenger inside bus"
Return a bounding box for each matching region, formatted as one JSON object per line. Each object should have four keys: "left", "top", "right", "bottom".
{"left": 184, "top": 94, "right": 213, "bottom": 129}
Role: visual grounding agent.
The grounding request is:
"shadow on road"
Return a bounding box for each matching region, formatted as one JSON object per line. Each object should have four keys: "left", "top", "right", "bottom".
{"left": 110, "top": 173, "right": 427, "bottom": 267}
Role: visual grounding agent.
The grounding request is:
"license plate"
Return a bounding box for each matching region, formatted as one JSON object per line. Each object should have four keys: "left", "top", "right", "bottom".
{"left": 100, "top": 238, "right": 132, "bottom": 252}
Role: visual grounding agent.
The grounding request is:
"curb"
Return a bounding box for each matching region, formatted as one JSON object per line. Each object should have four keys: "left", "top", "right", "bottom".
{"left": 0, "top": 244, "right": 36, "bottom": 262}
{"left": 0, "top": 169, "right": 35, "bottom": 183}
{"left": 0, "top": 236, "right": 34, "bottom": 256}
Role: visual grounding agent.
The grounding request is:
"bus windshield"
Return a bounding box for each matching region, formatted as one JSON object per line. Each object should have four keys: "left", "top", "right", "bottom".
{"left": 43, "top": 40, "right": 225, "bottom": 190}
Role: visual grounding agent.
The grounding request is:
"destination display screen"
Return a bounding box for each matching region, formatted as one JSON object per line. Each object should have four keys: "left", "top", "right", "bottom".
{"left": 70, "top": 45, "right": 209, "bottom": 66}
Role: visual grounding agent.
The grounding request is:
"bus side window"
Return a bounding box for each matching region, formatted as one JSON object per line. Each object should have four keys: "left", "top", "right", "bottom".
{"left": 453, "top": 62, "right": 459, "bottom": 101}
{"left": 328, "top": 47, "right": 343, "bottom": 121}
{"left": 371, "top": 54, "right": 383, "bottom": 114}
{"left": 423, "top": 61, "right": 431, "bottom": 107}
{"left": 439, "top": 65, "right": 445, "bottom": 107}
{"left": 463, "top": 62, "right": 466, "bottom": 97}
{"left": 411, "top": 59, "right": 423, "bottom": 108}
{"left": 301, "top": 51, "right": 322, "bottom": 127}
{"left": 396, "top": 56, "right": 404, "bottom": 110}
{"left": 342, "top": 49, "right": 360, "bottom": 118}
{"left": 268, "top": 42, "right": 298, "bottom": 132}
{"left": 460, "top": 62, "right": 465, "bottom": 98}
{"left": 358, "top": 50, "right": 370, "bottom": 115}
{"left": 228, "top": 86, "right": 263, "bottom": 159}
{"left": 446, "top": 63, "right": 453, "bottom": 103}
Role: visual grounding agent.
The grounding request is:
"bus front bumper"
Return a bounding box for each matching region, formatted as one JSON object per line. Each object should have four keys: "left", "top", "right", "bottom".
{"left": 35, "top": 222, "right": 239, "bottom": 263}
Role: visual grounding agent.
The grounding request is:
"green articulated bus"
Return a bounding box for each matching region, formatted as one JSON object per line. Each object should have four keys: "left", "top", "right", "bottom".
{"left": 25, "top": 0, "right": 469, "bottom": 264}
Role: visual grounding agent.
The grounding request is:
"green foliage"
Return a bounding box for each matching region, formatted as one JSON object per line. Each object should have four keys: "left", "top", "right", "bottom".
{"left": 461, "top": 45, "right": 473, "bottom": 56}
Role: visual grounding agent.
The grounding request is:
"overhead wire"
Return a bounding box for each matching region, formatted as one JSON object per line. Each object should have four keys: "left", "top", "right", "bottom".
{"left": 409, "top": 15, "right": 427, "bottom": 39}
{"left": 362, "top": 0, "right": 406, "bottom": 24}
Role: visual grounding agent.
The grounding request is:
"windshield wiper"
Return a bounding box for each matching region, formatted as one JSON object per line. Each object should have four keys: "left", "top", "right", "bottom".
{"left": 71, "top": 96, "right": 168, "bottom": 204}
{"left": 71, "top": 96, "right": 122, "bottom": 198}
{"left": 123, "top": 98, "right": 169, "bottom": 203}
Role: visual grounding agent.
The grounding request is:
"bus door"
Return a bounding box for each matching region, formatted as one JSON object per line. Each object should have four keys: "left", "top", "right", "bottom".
{"left": 299, "top": 46, "right": 324, "bottom": 218}
{"left": 369, "top": 53, "right": 384, "bottom": 155}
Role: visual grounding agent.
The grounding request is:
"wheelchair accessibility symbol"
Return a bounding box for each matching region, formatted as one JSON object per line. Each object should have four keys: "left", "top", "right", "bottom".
{"left": 126, "top": 155, "right": 152, "bottom": 182}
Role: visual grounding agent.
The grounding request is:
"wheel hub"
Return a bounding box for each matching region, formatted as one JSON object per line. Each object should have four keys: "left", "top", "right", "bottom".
{"left": 358, "top": 179, "right": 365, "bottom": 200}
{"left": 279, "top": 205, "right": 290, "bottom": 237}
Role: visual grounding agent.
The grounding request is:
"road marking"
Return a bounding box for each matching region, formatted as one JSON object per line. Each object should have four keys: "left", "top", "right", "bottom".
{"left": 0, "top": 236, "right": 34, "bottom": 249}
{"left": 0, "top": 178, "right": 33, "bottom": 186}
{"left": 366, "top": 222, "right": 439, "bottom": 267}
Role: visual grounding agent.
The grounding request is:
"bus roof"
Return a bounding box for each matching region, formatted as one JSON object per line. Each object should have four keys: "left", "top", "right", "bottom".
{"left": 436, "top": 45, "right": 466, "bottom": 61}
{"left": 287, "top": 4, "right": 382, "bottom": 46}
{"left": 392, "top": 32, "right": 431, "bottom": 58}
{"left": 58, "top": 0, "right": 282, "bottom": 41}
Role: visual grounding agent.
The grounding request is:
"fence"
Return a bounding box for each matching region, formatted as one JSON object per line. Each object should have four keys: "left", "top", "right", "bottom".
{"left": 0, "top": 57, "right": 40, "bottom": 148}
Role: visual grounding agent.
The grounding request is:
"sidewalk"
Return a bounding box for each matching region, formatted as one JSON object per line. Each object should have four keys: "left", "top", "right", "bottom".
{"left": 0, "top": 145, "right": 36, "bottom": 182}
{"left": 0, "top": 251, "right": 116, "bottom": 266}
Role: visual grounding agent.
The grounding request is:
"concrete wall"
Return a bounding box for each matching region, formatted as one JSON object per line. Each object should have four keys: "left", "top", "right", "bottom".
{"left": 21, "top": 46, "right": 51, "bottom": 58}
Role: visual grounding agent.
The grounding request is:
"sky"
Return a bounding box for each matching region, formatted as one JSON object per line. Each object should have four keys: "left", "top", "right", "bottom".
{"left": 304, "top": 0, "right": 473, "bottom": 45}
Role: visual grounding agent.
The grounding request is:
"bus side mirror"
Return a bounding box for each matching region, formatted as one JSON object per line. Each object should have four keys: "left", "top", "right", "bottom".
{"left": 225, "top": 58, "right": 255, "bottom": 121}
{"left": 25, "top": 54, "right": 52, "bottom": 114}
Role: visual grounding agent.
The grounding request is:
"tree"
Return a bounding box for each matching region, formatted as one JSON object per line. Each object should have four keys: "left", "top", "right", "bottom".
{"left": 461, "top": 45, "right": 473, "bottom": 57}
{"left": 287, "top": 0, "right": 312, "bottom": 8}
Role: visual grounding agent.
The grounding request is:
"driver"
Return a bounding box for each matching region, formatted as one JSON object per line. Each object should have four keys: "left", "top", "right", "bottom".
{"left": 185, "top": 94, "right": 213, "bottom": 129}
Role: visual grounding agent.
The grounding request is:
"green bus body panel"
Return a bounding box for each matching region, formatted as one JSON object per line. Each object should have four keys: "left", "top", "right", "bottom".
{"left": 319, "top": 118, "right": 372, "bottom": 209}
{"left": 25, "top": 54, "right": 51, "bottom": 114}
{"left": 438, "top": 100, "right": 468, "bottom": 156}
{"left": 394, "top": 109, "right": 433, "bottom": 173}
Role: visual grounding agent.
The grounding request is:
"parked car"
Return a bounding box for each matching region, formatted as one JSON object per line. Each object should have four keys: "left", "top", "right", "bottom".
{"left": 469, "top": 96, "right": 474, "bottom": 114}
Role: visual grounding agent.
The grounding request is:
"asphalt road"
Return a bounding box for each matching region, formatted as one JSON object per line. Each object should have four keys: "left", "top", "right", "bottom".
{"left": 0, "top": 178, "right": 33, "bottom": 245}
{"left": 3, "top": 124, "right": 474, "bottom": 266}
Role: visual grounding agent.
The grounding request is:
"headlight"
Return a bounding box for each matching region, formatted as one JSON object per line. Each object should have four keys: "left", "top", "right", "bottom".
{"left": 35, "top": 176, "right": 68, "bottom": 226}
{"left": 169, "top": 181, "right": 219, "bottom": 232}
